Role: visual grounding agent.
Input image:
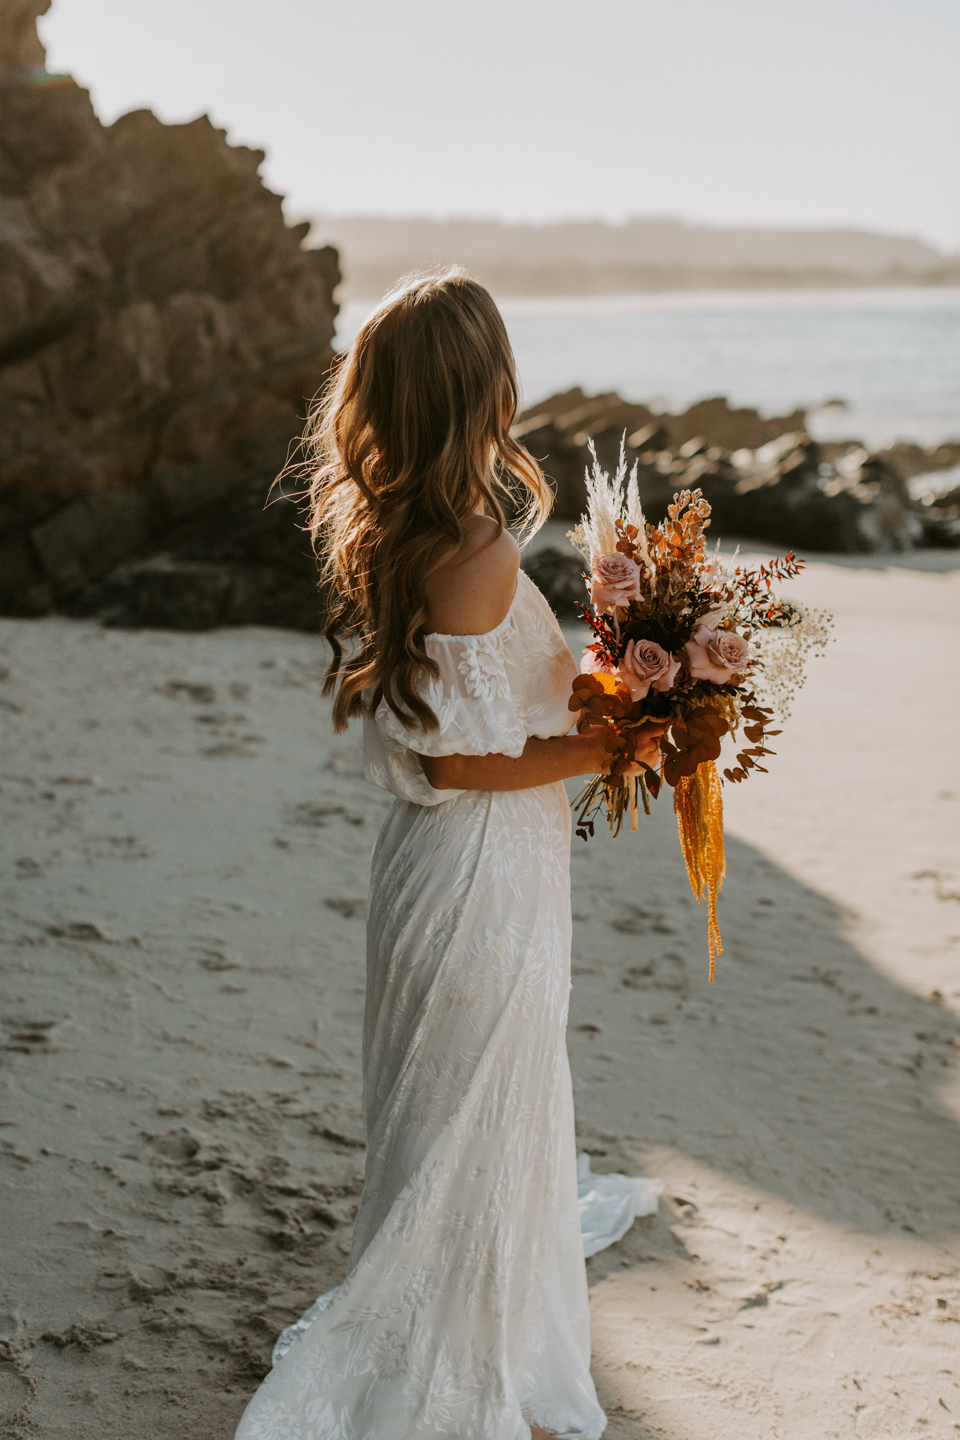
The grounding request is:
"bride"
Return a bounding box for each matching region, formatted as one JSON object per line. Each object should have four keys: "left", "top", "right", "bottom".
{"left": 235, "top": 268, "right": 662, "bottom": 1440}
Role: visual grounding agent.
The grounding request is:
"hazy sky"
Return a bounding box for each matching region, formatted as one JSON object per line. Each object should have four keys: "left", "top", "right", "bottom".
{"left": 41, "top": 0, "right": 960, "bottom": 251}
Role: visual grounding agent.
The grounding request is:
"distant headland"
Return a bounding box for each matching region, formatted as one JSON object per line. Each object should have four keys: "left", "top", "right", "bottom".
{"left": 308, "top": 214, "right": 960, "bottom": 301}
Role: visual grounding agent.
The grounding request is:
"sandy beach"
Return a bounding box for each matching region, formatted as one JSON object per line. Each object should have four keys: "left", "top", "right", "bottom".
{"left": 2, "top": 550, "right": 959, "bottom": 1439}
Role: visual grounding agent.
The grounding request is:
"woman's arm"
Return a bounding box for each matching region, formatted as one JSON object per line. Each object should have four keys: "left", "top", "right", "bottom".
{"left": 418, "top": 514, "right": 663, "bottom": 791}
{"left": 420, "top": 724, "right": 664, "bottom": 792}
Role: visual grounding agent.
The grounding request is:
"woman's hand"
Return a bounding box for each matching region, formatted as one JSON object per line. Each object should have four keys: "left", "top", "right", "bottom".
{"left": 599, "top": 722, "right": 665, "bottom": 779}
{"left": 628, "top": 722, "right": 665, "bottom": 773}
{"left": 582, "top": 722, "right": 664, "bottom": 778}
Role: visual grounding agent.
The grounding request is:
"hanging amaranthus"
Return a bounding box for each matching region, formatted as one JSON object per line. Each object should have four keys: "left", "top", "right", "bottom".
{"left": 673, "top": 761, "right": 726, "bottom": 981}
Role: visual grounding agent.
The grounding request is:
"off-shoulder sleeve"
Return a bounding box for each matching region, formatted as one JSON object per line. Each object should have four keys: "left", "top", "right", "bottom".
{"left": 362, "top": 571, "right": 577, "bottom": 805}
{"left": 374, "top": 621, "right": 529, "bottom": 760}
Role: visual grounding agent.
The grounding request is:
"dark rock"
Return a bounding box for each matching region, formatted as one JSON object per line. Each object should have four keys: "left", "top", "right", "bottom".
{"left": 0, "top": 1, "right": 338, "bottom": 623}
{"left": 522, "top": 546, "right": 587, "bottom": 621}
{"left": 660, "top": 396, "right": 808, "bottom": 453}
{"left": 872, "top": 440, "right": 960, "bottom": 481}
{"left": 913, "top": 483, "right": 960, "bottom": 547}
{"left": 516, "top": 389, "right": 954, "bottom": 553}
{"left": 91, "top": 558, "right": 251, "bottom": 631}
{"left": 696, "top": 447, "right": 916, "bottom": 553}
{"left": 63, "top": 459, "right": 326, "bottom": 632}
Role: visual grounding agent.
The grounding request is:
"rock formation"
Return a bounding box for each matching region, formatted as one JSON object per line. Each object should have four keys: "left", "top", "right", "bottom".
{"left": 0, "top": 0, "right": 339, "bottom": 626}
{"left": 515, "top": 388, "right": 960, "bottom": 561}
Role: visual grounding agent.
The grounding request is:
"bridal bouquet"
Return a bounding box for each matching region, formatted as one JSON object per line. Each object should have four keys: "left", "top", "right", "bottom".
{"left": 567, "top": 446, "right": 831, "bottom": 979}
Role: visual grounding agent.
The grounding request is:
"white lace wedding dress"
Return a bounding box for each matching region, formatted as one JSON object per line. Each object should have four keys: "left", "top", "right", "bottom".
{"left": 235, "top": 569, "right": 607, "bottom": 1440}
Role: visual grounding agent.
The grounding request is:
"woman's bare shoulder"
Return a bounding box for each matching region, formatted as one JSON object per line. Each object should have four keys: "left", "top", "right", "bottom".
{"left": 424, "top": 519, "right": 520, "bottom": 637}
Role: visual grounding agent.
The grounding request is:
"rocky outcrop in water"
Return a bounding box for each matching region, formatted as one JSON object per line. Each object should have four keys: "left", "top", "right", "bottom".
{"left": 0, "top": 0, "right": 339, "bottom": 625}
{"left": 515, "top": 388, "right": 960, "bottom": 557}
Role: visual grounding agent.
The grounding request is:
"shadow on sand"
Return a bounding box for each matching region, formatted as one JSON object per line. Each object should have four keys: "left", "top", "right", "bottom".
{"left": 573, "top": 807, "right": 960, "bottom": 1245}
{"left": 569, "top": 804, "right": 959, "bottom": 1435}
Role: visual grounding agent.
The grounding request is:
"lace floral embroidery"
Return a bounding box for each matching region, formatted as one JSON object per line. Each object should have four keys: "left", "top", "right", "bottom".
{"left": 456, "top": 633, "right": 511, "bottom": 701}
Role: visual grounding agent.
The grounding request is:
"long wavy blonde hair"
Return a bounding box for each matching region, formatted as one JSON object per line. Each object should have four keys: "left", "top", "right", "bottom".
{"left": 304, "top": 267, "right": 552, "bottom": 732}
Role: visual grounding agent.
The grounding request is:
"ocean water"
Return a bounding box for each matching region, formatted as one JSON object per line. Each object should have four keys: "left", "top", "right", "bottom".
{"left": 337, "top": 287, "right": 960, "bottom": 452}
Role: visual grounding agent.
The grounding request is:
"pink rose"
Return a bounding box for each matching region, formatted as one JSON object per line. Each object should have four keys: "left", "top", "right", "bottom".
{"left": 651, "top": 652, "right": 681, "bottom": 693}
{"left": 683, "top": 625, "right": 750, "bottom": 684}
{"left": 616, "top": 638, "right": 679, "bottom": 702}
{"left": 590, "top": 552, "right": 641, "bottom": 613}
{"left": 580, "top": 645, "right": 613, "bottom": 676}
